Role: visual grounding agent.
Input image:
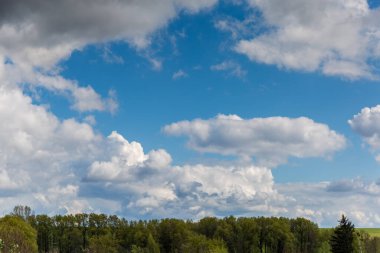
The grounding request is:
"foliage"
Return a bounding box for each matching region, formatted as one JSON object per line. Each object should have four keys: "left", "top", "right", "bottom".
{"left": 291, "top": 217, "right": 320, "bottom": 253}
{"left": 330, "top": 215, "right": 355, "bottom": 253}
{"left": 183, "top": 233, "right": 227, "bottom": 253}
{"left": 87, "top": 233, "right": 118, "bottom": 253}
{"left": 11, "top": 206, "right": 380, "bottom": 253}
{"left": 0, "top": 215, "right": 38, "bottom": 253}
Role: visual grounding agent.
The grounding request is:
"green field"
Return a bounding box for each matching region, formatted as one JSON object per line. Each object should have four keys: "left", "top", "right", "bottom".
{"left": 357, "top": 228, "right": 380, "bottom": 237}
{"left": 320, "top": 228, "right": 380, "bottom": 238}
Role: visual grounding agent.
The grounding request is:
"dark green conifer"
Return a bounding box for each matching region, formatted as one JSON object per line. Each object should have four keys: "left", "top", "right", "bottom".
{"left": 330, "top": 215, "right": 355, "bottom": 253}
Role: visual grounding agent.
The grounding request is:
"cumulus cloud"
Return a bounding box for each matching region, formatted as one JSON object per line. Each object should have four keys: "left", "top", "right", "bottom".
{"left": 164, "top": 114, "right": 346, "bottom": 166}
{"left": 349, "top": 105, "right": 380, "bottom": 161}
{"left": 0, "top": 0, "right": 219, "bottom": 113}
{"left": 0, "top": 0, "right": 219, "bottom": 214}
{"left": 86, "top": 131, "right": 172, "bottom": 182}
{"left": 0, "top": 88, "right": 374, "bottom": 225}
{"left": 83, "top": 141, "right": 281, "bottom": 218}
{"left": 0, "top": 84, "right": 172, "bottom": 216}
{"left": 82, "top": 133, "right": 380, "bottom": 226}
{"left": 235, "top": 0, "right": 380, "bottom": 79}
{"left": 1, "top": 0, "right": 380, "bottom": 227}
{"left": 0, "top": 83, "right": 107, "bottom": 214}
{"left": 77, "top": 129, "right": 286, "bottom": 218}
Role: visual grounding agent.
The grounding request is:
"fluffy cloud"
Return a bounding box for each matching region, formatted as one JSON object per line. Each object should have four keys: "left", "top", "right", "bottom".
{"left": 83, "top": 130, "right": 279, "bottom": 217}
{"left": 0, "top": 0, "right": 219, "bottom": 214}
{"left": 0, "top": 84, "right": 172, "bottom": 215}
{"left": 0, "top": 83, "right": 106, "bottom": 214}
{"left": 234, "top": 0, "right": 380, "bottom": 79}
{"left": 349, "top": 105, "right": 380, "bottom": 161}
{"left": 82, "top": 131, "right": 380, "bottom": 226}
{"left": 0, "top": 0, "right": 218, "bottom": 113}
{"left": 0, "top": 87, "right": 375, "bottom": 225}
{"left": 164, "top": 114, "right": 346, "bottom": 166}
{"left": 86, "top": 131, "right": 172, "bottom": 181}
{"left": 2, "top": 0, "right": 380, "bottom": 227}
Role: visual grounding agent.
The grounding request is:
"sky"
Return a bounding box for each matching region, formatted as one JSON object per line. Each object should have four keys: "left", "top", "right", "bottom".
{"left": 2, "top": 0, "right": 380, "bottom": 227}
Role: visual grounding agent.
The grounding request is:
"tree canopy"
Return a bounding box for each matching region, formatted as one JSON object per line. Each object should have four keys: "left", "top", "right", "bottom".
{"left": 2, "top": 206, "right": 380, "bottom": 253}
{"left": 330, "top": 215, "right": 355, "bottom": 253}
{"left": 0, "top": 215, "right": 38, "bottom": 253}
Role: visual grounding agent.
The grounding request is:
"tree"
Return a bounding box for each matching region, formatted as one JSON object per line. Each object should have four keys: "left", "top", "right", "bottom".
{"left": 0, "top": 215, "right": 38, "bottom": 253}
{"left": 183, "top": 233, "right": 227, "bottom": 253}
{"left": 12, "top": 206, "right": 32, "bottom": 221}
{"left": 33, "top": 215, "right": 54, "bottom": 253}
{"left": 291, "top": 217, "right": 319, "bottom": 253}
{"left": 146, "top": 233, "right": 160, "bottom": 253}
{"left": 330, "top": 215, "right": 355, "bottom": 253}
{"left": 88, "top": 233, "right": 118, "bottom": 253}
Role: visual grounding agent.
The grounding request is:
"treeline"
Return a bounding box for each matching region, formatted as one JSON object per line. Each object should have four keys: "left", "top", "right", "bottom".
{"left": 1, "top": 206, "right": 380, "bottom": 253}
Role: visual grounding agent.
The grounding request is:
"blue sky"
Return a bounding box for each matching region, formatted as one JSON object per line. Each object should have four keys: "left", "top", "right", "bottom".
{"left": 2, "top": 0, "right": 380, "bottom": 227}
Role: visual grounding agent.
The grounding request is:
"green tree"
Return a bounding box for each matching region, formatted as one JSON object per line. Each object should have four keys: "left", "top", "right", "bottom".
{"left": 33, "top": 215, "right": 54, "bottom": 253}
{"left": 318, "top": 229, "right": 333, "bottom": 253}
{"left": 0, "top": 215, "right": 38, "bottom": 253}
{"left": 183, "top": 233, "right": 227, "bottom": 253}
{"left": 196, "top": 217, "right": 219, "bottom": 239}
{"left": 330, "top": 215, "right": 355, "bottom": 253}
{"left": 146, "top": 233, "right": 160, "bottom": 253}
{"left": 236, "top": 217, "right": 259, "bottom": 253}
{"left": 12, "top": 206, "right": 32, "bottom": 221}
{"left": 158, "top": 219, "right": 189, "bottom": 253}
{"left": 291, "top": 217, "right": 319, "bottom": 253}
{"left": 88, "top": 233, "right": 118, "bottom": 253}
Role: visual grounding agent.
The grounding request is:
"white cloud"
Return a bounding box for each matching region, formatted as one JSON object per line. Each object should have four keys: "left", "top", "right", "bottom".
{"left": 235, "top": 0, "right": 380, "bottom": 79}
{"left": 82, "top": 134, "right": 380, "bottom": 226}
{"left": 0, "top": 0, "right": 219, "bottom": 113}
{"left": 0, "top": 89, "right": 374, "bottom": 225}
{"left": 0, "top": 0, "right": 222, "bottom": 217}
{"left": 146, "top": 149, "right": 173, "bottom": 169}
{"left": 0, "top": 83, "right": 108, "bottom": 214}
{"left": 349, "top": 105, "right": 380, "bottom": 161}
{"left": 82, "top": 130, "right": 282, "bottom": 218}
{"left": 210, "top": 60, "right": 247, "bottom": 78}
{"left": 164, "top": 114, "right": 346, "bottom": 166}
{"left": 278, "top": 178, "right": 380, "bottom": 227}
{"left": 86, "top": 131, "right": 172, "bottom": 181}
{"left": 1, "top": 58, "right": 117, "bottom": 113}
{"left": 1, "top": 0, "right": 380, "bottom": 227}
{"left": 85, "top": 158, "right": 280, "bottom": 218}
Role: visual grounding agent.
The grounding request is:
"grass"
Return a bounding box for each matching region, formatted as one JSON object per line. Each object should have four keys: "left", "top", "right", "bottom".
{"left": 357, "top": 228, "right": 380, "bottom": 238}
{"left": 319, "top": 228, "right": 380, "bottom": 238}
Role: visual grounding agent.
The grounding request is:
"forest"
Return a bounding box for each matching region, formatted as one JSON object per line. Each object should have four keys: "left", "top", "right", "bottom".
{"left": 1, "top": 206, "right": 380, "bottom": 253}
